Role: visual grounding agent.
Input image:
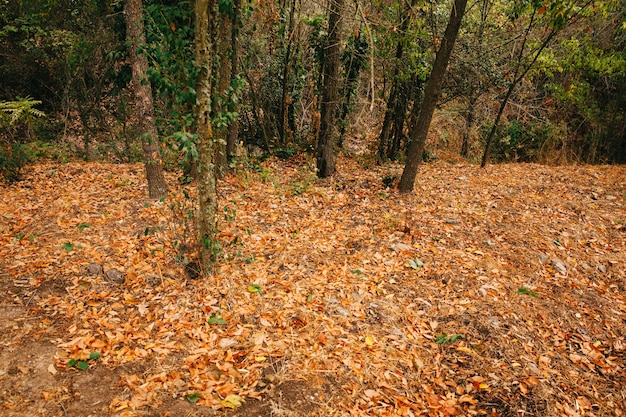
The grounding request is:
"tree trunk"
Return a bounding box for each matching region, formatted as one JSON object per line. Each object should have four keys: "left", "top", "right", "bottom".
{"left": 214, "top": 9, "right": 233, "bottom": 178}
{"left": 316, "top": 0, "right": 344, "bottom": 178}
{"left": 481, "top": 11, "right": 557, "bottom": 168}
{"left": 226, "top": 0, "right": 241, "bottom": 163}
{"left": 195, "top": 0, "right": 219, "bottom": 274}
{"left": 278, "top": 0, "right": 297, "bottom": 146}
{"left": 398, "top": 0, "right": 468, "bottom": 192}
{"left": 461, "top": 94, "right": 477, "bottom": 157}
{"left": 378, "top": 0, "right": 413, "bottom": 164}
{"left": 124, "top": 0, "right": 167, "bottom": 199}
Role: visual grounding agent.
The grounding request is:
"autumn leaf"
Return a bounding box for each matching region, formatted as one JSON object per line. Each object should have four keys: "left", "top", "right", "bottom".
{"left": 221, "top": 394, "right": 244, "bottom": 409}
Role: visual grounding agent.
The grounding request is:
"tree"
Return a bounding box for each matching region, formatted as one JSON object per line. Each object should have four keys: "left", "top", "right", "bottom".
{"left": 398, "top": 0, "right": 468, "bottom": 192}
{"left": 124, "top": 0, "right": 167, "bottom": 199}
{"left": 316, "top": 0, "right": 345, "bottom": 178}
{"left": 195, "top": 0, "right": 219, "bottom": 274}
{"left": 480, "top": 0, "right": 595, "bottom": 167}
{"left": 377, "top": 0, "right": 421, "bottom": 163}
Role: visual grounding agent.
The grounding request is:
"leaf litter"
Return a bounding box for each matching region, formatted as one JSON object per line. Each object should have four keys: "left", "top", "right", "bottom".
{"left": 0, "top": 158, "right": 625, "bottom": 416}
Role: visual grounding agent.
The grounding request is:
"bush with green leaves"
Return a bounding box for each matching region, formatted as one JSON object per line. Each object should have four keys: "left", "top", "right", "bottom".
{"left": 0, "top": 97, "right": 46, "bottom": 182}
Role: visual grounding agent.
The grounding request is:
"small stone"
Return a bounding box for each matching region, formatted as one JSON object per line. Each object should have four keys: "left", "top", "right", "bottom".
{"left": 551, "top": 258, "right": 567, "bottom": 275}
{"left": 105, "top": 269, "right": 125, "bottom": 285}
{"left": 86, "top": 262, "right": 103, "bottom": 276}
{"left": 598, "top": 264, "right": 606, "bottom": 274}
{"left": 145, "top": 275, "right": 161, "bottom": 286}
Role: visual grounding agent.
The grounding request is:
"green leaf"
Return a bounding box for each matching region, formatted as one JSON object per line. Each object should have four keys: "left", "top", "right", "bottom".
{"left": 185, "top": 393, "right": 202, "bottom": 403}
{"left": 449, "top": 334, "right": 464, "bottom": 343}
{"left": 89, "top": 352, "right": 101, "bottom": 360}
{"left": 517, "top": 288, "right": 537, "bottom": 297}
{"left": 351, "top": 269, "right": 362, "bottom": 275}
{"left": 76, "top": 361, "right": 89, "bottom": 371}
{"left": 68, "top": 359, "right": 78, "bottom": 368}
{"left": 62, "top": 242, "right": 74, "bottom": 251}
{"left": 77, "top": 223, "right": 90, "bottom": 231}
{"left": 247, "top": 284, "right": 262, "bottom": 293}
{"left": 208, "top": 312, "right": 227, "bottom": 325}
{"left": 435, "top": 334, "right": 464, "bottom": 344}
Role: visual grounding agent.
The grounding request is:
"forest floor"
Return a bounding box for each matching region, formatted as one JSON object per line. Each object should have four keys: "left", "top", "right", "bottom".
{"left": 1, "top": 156, "right": 625, "bottom": 417}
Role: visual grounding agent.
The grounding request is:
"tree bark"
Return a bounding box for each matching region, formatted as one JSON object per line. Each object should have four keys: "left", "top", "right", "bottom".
{"left": 214, "top": 9, "right": 233, "bottom": 178}
{"left": 316, "top": 0, "right": 344, "bottom": 178}
{"left": 278, "top": 0, "right": 297, "bottom": 146}
{"left": 195, "top": 0, "right": 219, "bottom": 274}
{"left": 226, "top": 0, "right": 241, "bottom": 163}
{"left": 378, "top": 0, "right": 413, "bottom": 164}
{"left": 124, "top": 0, "right": 167, "bottom": 199}
{"left": 398, "top": 0, "right": 468, "bottom": 192}
{"left": 461, "top": 94, "right": 477, "bottom": 157}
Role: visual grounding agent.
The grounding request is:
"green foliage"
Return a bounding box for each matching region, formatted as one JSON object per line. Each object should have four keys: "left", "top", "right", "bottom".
{"left": 435, "top": 334, "right": 464, "bottom": 344}
{"left": 518, "top": 287, "right": 538, "bottom": 297}
{"left": 68, "top": 352, "right": 101, "bottom": 371}
{"left": 208, "top": 311, "right": 227, "bottom": 325}
{"left": 0, "top": 97, "right": 49, "bottom": 182}
{"left": 0, "top": 97, "right": 45, "bottom": 126}
{"left": 185, "top": 392, "right": 202, "bottom": 403}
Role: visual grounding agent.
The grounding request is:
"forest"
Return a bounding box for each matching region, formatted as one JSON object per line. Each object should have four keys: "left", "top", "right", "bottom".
{"left": 1, "top": 0, "right": 625, "bottom": 416}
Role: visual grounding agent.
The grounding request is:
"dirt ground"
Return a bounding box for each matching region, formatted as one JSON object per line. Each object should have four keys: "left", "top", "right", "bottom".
{"left": 1, "top": 158, "right": 625, "bottom": 417}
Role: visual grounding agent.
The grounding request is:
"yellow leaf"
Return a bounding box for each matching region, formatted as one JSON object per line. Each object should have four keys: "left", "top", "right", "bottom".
{"left": 221, "top": 394, "right": 244, "bottom": 409}
{"left": 255, "top": 356, "right": 267, "bottom": 362}
{"left": 479, "top": 383, "right": 489, "bottom": 389}
{"left": 365, "top": 335, "right": 375, "bottom": 346}
{"left": 455, "top": 346, "right": 476, "bottom": 355}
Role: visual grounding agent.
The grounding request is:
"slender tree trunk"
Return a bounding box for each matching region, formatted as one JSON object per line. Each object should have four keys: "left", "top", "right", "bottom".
{"left": 461, "top": 94, "right": 477, "bottom": 157}
{"left": 481, "top": 13, "right": 557, "bottom": 167}
{"left": 316, "top": 0, "right": 344, "bottom": 178}
{"left": 214, "top": 10, "right": 233, "bottom": 178}
{"left": 124, "top": 0, "right": 167, "bottom": 199}
{"left": 398, "top": 0, "right": 468, "bottom": 192}
{"left": 226, "top": 0, "right": 240, "bottom": 163}
{"left": 195, "top": 0, "right": 219, "bottom": 274}
{"left": 278, "top": 0, "right": 297, "bottom": 145}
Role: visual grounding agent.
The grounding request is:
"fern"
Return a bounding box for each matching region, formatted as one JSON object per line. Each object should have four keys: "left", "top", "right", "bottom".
{"left": 0, "top": 97, "right": 45, "bottom": 127}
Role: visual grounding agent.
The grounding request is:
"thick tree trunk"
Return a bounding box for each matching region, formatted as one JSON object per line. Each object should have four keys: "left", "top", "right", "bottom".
{"left": 316, "top": 0, "right": 344, "bottom": 178}
{"left": 195, "top": 0, "right": 219, "bottom": 274}
{"left": 124, "top": 0, "right": 167, "bottom": 199}
{"left": 398, "top": 0, "right": 468, "bottom": 192}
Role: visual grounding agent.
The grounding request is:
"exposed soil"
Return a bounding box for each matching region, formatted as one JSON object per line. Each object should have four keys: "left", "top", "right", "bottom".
{"left": 1, "top": 157, "right": 625, "bottom": 416}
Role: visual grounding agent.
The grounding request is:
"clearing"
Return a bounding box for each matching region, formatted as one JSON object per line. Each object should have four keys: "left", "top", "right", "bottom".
{"left": 1, "top": 157, "right": 625, "bottom": 417}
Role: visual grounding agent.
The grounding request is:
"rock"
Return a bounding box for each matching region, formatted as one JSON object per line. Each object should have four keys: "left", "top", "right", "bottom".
{"left": 105, "top": 269, "right": 125, "bottom": 285}
{"left": 145, "top": 275, "right": 161, "bottom": 286}
{"left": 86, "top": 262, "right": 103, "bottom": 276}
{"left": 551, "top": 258, "right": 567, "bottom": 275}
